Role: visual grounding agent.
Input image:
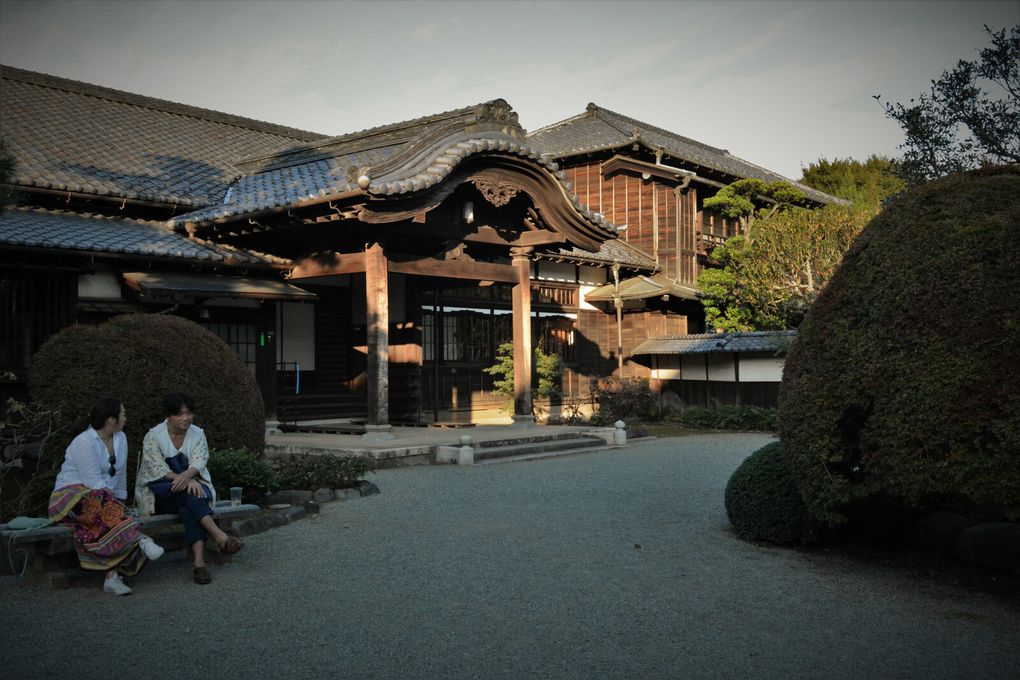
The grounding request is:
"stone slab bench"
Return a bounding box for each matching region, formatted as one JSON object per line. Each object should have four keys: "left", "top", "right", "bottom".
{"left": 1, "top": 502, "right": 260, "bottom": 580}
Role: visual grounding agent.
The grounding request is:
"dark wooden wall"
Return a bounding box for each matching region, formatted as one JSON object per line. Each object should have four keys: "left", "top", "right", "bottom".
{"left": 564, "top": 163, "right": 699, "bottom": 286}
{"left": 575, "top": 309, "right": 687, "bottom": 382}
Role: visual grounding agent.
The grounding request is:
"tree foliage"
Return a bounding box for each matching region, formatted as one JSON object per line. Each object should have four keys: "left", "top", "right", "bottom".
{"left": 875, "top": 24, "right": 1019, "bottom": 185}
{"left": 800, "top": 156, "right": 906, "bottom": 208}
{"left": 698, "top": 204, "right": 873, "bottom": 331}
{"left": 702, "top": 178, "right": 807, "bottom": 241}
{"left": 484, "top": 343, "right": 564, "bottom": 411}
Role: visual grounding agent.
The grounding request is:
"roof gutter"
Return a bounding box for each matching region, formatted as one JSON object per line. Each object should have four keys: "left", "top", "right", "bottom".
{"left": 181, "top": 188, "right": 366, "bottom": 233}
{"left": 8, "top": 184, "right": 186, "bottom": 212}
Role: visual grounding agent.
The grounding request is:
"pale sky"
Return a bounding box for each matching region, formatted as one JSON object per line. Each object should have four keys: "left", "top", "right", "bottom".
{"left": 1, "top": 0, "right": 1017, "bottom": 179}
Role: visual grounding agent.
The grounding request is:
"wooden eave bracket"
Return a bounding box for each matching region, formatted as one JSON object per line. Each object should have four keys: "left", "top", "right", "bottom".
{"left": 600, "top": 155, "right": 696, "bottom": 186}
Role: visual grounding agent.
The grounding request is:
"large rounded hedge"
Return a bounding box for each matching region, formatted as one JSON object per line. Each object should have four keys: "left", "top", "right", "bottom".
{"left": 779, "top": 166, "right": 1020, "bottom": 525}
{"left": 725, "top": 442, "right": 819, "bottom": 544}
{"left": 29, "top": 315, "right": 266, "bottom": 478}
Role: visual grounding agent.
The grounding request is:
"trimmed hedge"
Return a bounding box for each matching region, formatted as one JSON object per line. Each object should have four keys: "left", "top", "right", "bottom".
{"left": 207, "top": 449, "right": 280, "bottom": 503}
{"left": 275, "top": 454, "right": 375, "bottom": 491}
{"left": 29, "top": 314, "right": 266, "bottom": 494}
{"left": 668, "top": 404, "right": 778, "bottom": 431}
{"left": 779, "top": 166, "right": 1020, "bottom": 525}
{"left": 724, "top": 442, "right": 818, "bottom": 544}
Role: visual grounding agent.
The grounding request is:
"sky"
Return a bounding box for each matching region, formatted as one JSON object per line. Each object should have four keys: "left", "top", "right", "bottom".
{"left": 1, "top": 0, "right": 1016, "bottom": 179}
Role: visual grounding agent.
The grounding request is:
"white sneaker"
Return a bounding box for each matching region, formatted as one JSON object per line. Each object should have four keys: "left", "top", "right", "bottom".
{"left": 139, "top": 536, "right": 164, "bottom": 561}
{"left": 103, "top": 574, "right": 132, "bottom": 596}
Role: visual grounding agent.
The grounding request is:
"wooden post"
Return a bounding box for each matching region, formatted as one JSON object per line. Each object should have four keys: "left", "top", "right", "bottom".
{"left": 363, "top": 241, "right": 395, "bottom": 439}
{"left": 511, "top": 248, "right": 534, "bottom": 427}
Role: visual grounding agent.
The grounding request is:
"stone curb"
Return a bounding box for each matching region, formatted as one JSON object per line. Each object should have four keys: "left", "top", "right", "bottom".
{"left": 236, "top": 479, "right": 380, "bottom": 537}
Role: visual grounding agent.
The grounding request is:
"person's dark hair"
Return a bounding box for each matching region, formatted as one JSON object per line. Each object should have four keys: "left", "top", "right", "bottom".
{"left": 89, "top": 398, "right": 122, "bottom": 430}
{"left": 163, "top": 392, "right": 195, "bottom": 417}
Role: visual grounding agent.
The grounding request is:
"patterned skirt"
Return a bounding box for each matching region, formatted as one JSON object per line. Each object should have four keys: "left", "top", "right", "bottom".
{"left": 48, "top": 485, "right": 147, "bottom": 575}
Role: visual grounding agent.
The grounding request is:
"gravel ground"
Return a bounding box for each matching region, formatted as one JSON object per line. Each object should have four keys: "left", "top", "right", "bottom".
{"left": 2, "top": 432, "right": 1017, "bottom": 679}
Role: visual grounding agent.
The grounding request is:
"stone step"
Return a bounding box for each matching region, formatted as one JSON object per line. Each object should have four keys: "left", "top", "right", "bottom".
{"left": 475, "top": 431, "right": 597, "bottom": 449}
{"left": 473, "top": 435, "right": 608, "bottom": 462}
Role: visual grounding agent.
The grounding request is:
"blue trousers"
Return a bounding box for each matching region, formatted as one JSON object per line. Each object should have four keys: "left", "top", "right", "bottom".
{"left": 155, "top": 492, "right": 213, "bottom": 546}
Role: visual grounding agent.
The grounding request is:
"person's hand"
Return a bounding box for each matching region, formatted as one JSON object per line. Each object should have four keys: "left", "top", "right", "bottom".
{"left": 170, "top": 474, "right": 189, "bottom": 493}
{"left": 169, "top": 467, "right": 195, "bottom": 492}
{"left": 187, "top": 479, "right": 205, "bottom": 497}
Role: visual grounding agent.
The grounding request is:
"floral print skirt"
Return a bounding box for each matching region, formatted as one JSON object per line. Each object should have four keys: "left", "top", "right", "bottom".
{"left": 48, "top": 485, "right": 147, "bottom": 574}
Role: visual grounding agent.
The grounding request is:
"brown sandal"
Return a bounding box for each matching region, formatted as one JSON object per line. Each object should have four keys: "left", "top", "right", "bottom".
{"left": 193, "top": 566, "right": 211, "bottom": 585}
{"left": 220, "top": 536, "right": 245, "bottom": 555}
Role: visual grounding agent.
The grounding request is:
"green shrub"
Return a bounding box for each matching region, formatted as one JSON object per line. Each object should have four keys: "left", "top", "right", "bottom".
{"left": 274, "top": 454, "right": 374, "bottom": 491}
{"left": 592, "top": 378, "right": 660, "bottom": 424}
{"left": 484, "top": 343, "right": 564, "bottom": 413}
{"left": 669, "top": 403, "right": 778, "bottom": 431}
{"left": 28, "top": 314, "right": 266, "bottom": 497}
{"left": 725, "top": 442, "right": 819, "bottom": 544}
{"left": 779, "top": 166, "right": 1020, "bottom": 526}
{"left": 207, "top": 449, "right": 280, "bottom": 502}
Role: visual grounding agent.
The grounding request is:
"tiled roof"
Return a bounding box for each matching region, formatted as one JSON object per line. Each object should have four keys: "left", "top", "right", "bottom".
{"left": 527, "top": 104, "right": 842, "bottom": 206}
{"left": 0, "top": 66, "right": 325, "bottom": 207}
{"left": 170, "top": 100, "right": 620, "bottom": 242}
{"left": 0, "top": 207, "right": 285, "bottom": 264}
{"left": 537, "top": 239, "right": 658, "bottom": 271}
{"left": 632, "top": 330, "right": 796, "bottom": 355}
{"left": 584, "top": 274, "right": 699, "bottom": 302}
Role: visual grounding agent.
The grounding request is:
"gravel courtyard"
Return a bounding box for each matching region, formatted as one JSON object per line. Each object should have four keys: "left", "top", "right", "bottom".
{"left": 2, "top": 432, "right": 1016, "bottom": 679}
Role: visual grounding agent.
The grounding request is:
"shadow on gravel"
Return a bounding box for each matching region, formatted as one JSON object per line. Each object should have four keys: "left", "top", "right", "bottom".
{"left": 794, "top": 537, "right": 1020, "bottom": 605}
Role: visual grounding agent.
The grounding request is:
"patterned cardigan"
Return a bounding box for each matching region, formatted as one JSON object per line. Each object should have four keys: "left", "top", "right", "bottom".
{"left": 134, "top": 421, "right": 216, "bottom": 516}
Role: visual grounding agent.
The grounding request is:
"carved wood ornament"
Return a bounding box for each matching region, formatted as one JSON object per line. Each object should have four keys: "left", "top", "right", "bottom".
{"left": 472, "top": 179, "right": 521, "bottom": 207}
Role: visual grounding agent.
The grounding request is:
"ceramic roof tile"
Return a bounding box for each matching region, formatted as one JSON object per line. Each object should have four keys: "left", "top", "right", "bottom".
{"left": 528, "top": 104, "right": 842, "bottom": 206}
{"left": 0, "top": 207, "right": 284, "bottom": 264}
{"left": 632, "top": 330, "right": 797, "bottom": 355}
{"left": 538, "top": 239, "right": 658, "bottom": 271}
{"left": 0, "top": 66, "right": 326, "bottom": 207}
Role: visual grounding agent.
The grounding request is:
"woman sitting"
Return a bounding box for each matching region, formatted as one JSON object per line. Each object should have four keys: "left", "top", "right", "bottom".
{"left": 49, "top": 398, "right": 164, "bottom": 596}
{"left": 135, "top": 392, "right": 244, "bottom": 585}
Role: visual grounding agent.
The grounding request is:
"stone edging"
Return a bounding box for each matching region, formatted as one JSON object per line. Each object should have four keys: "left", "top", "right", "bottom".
{"left": 230, "top": 480, "right": 381, "bottom": 537}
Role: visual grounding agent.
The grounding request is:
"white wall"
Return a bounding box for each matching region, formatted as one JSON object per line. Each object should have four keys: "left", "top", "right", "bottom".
{"left": 707, "top": 354, "right": 736, "bottom": 381}
{"left": 78, "top": 268, "right": 121, "bottom": 299}
{"left": 536, "top": 261, "right": 575, "bottom": 282}
{"left": 578, "top": 266, "right": 606, "bottom": 285}
{"left": 651, "top": 355, "right": 682, "bottom": 380}
{"left": 739, "top": 356, "right": 785, "bottom": 382}
{"left": 277, "top": 302, "right": 316, "bottom": 371}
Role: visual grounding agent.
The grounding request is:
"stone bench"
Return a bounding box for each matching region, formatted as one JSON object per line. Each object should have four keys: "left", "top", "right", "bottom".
{"left": 1, "top": 501, "right": 260, "bottom": 582}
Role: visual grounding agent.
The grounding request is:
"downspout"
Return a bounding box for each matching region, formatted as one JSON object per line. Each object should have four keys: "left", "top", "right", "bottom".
{"left": 612, "top": 260, "right": 624, "bottom": 377}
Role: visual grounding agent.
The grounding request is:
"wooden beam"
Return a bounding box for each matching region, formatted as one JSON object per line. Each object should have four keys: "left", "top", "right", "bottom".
{"left": 289, "top": 252, "right": 367, "bottom": 279}
{"left": 515, "top": 231, "right": 567, "bottom": 247}
{"left": 387, "top": 258, "right": 518, "bottom": 283}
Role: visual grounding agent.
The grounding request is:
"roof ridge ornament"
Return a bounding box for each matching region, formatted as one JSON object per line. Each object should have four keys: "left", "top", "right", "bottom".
{"left": 478, "top": 99, "right": 519, "bottom": 127}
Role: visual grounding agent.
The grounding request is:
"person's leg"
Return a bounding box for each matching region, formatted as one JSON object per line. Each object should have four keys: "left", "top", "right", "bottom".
{"left": 178, "top": 494, "right": 213, "bottom": 567}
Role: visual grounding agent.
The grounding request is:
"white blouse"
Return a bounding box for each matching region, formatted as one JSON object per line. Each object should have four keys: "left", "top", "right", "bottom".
{"left": 53, "top": 427, "right": 128, "bottom": 500}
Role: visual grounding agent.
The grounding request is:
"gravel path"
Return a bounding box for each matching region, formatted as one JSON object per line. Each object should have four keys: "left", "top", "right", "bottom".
{"left": 2, "top": 433, "right": 1017, "bottom": 679}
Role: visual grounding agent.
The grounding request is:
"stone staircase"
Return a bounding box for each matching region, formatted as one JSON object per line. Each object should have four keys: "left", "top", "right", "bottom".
{"left": 471, "top": 431, "right": 613, "bottom": 463}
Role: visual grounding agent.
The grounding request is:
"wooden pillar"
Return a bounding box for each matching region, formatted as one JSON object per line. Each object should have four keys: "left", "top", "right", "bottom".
{"left": 511, "top": 248, "right": 534, "bottom": 427}
{"left": 363, "top": 241, "right": 395, "bottom": 439}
